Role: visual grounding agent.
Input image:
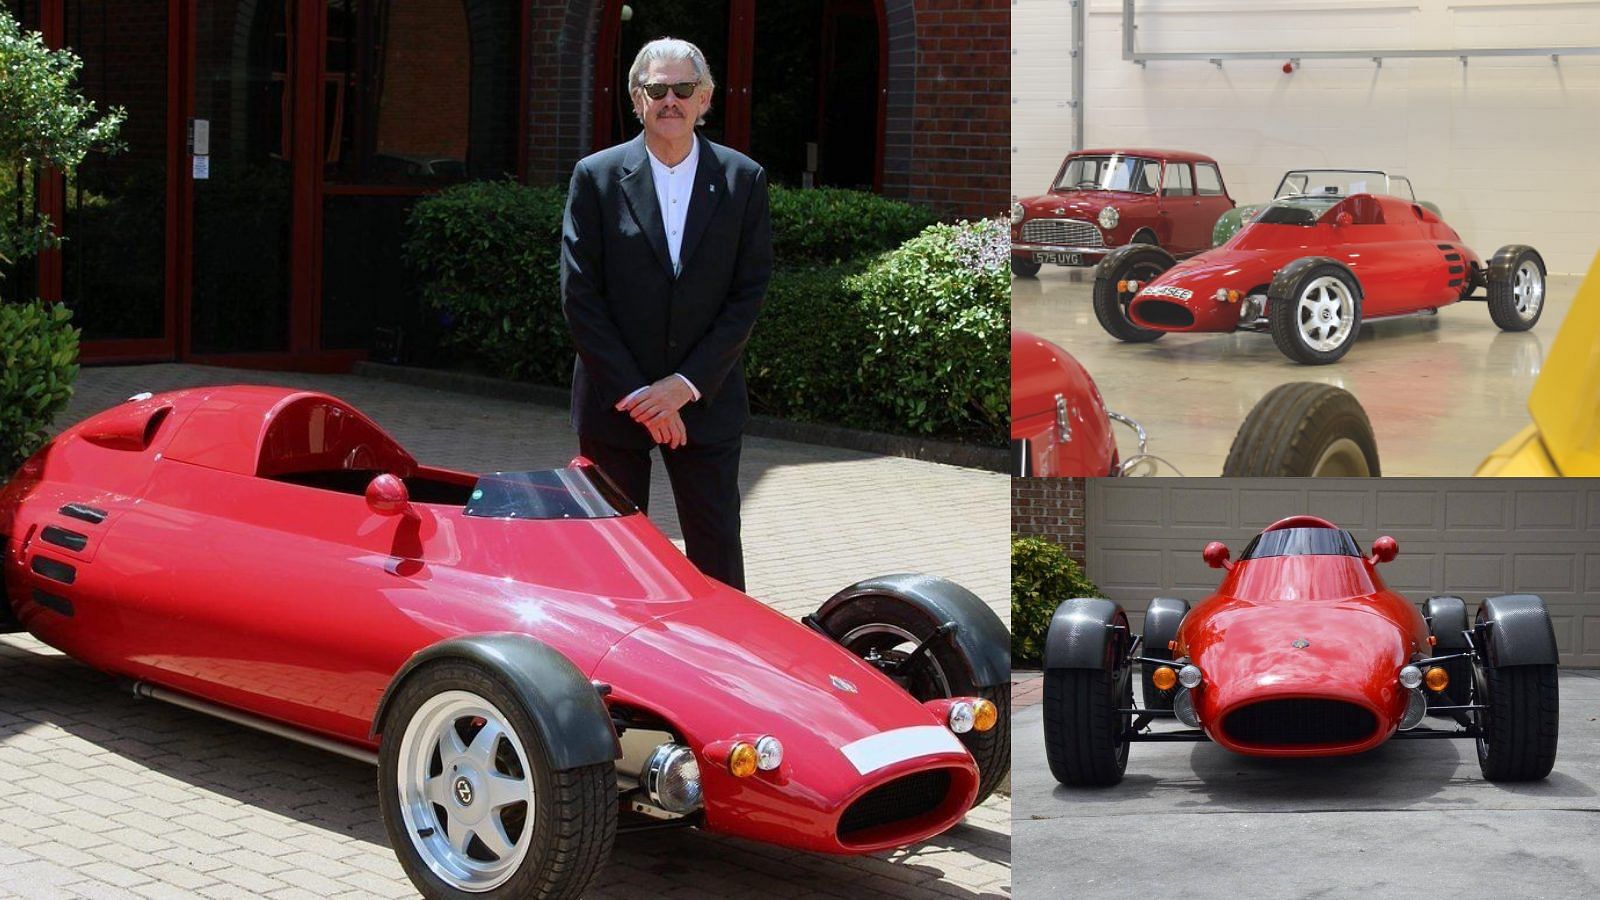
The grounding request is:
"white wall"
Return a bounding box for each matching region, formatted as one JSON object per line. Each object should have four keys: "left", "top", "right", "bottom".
{"left": 1012, "top": 0, "right": 1600, "bottom": 273}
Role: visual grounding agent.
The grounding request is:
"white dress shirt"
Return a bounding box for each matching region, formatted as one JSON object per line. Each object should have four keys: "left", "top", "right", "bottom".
{"left": 624, "top": 141, "right": 702, "bottom": 406}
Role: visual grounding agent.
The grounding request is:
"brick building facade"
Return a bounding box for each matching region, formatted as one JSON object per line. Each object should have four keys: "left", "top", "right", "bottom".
{"left": 1011, "top": 477, "right": 1086, "bottom": 566}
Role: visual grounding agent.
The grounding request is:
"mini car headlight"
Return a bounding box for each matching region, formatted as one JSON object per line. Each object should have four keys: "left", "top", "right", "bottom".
{"left": 1424, "top": 667, "right": 1449, "bottom": 692}
{"left": 1011, "top": 202, "right": 1025, "bottom": 225}
{"left": 1098, "top": 206, "right": 1119, "bottom": 230}
{"left": 1152, "top": 666, "right": 1178, "bottom": 691}
{"left": 1399, "top": 665, "right": 1422, "bottom": 690}
{"left": 971, "top": 699, "right": 998, "bottom": 732}
{"left": 755, "top": 735, "right": 784, "bottom": 771}
{"left": 644, "top": 743, "right": 703, "bottom": 814}
{"left": 948, "top": 700, "right": 976, "bottom": 734}
{"left": 727, "top": 741, "right": 759, "bottom": 778}
{"left": 1178, "top": 664, "right": 1203, "bottom": 689}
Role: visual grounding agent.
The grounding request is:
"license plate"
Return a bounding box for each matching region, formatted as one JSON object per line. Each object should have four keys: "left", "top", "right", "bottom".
{"left": 1035, "top": 251, "right": 1082, "bottom": 266}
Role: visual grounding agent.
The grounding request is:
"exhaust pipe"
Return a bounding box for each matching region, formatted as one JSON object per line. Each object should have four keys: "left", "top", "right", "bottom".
{"left": 128, "top": 681, "right": 379, "bottom": 766}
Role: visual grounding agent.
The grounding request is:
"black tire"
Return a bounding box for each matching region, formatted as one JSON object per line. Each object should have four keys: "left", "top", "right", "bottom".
{"left": 1092, "top": 245, "right": 1172, "bottom": 343}
{"left": 1268, "top": 264, "right": 1363, "bottom": 365}
{"left": 1043, "top": 665, "right": 1132, "bottom": 787}
{"left": 1475, "top": 661, "right": 1559, "bottom": 782}
{"left": 1130, "top": 229, "right": 1158, "bottom": 245}
{"left": 1222, "top": 382, "right": 1380, "bottom": 477}
{"left": 1422, "top": 596, "right": 1472, "bottom": 713}
{"left": 1486, "top": 246, "right": 1546, "bottom": 332}
{"left": 820, "top": 599, "right": 1009, "bottom": 806}
{"left": 1011, "top": 256, "right": 1042, "bottom": 278}
{"left": 379, "top": 661, "right": 617, "bottom": 900}
{"left": 1138, "top": 597, "right": 1188, "bottom": 711}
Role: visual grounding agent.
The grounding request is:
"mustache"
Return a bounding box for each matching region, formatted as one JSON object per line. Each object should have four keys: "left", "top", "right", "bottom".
{"left": 656, "top": 109, "right": 684, "bottom": 118}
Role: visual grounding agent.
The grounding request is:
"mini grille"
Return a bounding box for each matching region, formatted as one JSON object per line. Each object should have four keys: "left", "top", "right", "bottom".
{"left": 838, "top": 769, "right": 952, "bottom": 837}
{"left": 1223, "top": 699, "right": 1376, "bottom": 746}
{"left": 1021, "top": 219, "right": 1104, "bottom": 247}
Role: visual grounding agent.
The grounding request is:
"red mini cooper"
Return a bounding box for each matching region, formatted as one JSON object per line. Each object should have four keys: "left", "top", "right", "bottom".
{"left": 1010, "top": 148, "right": 1234, "bottom": 277}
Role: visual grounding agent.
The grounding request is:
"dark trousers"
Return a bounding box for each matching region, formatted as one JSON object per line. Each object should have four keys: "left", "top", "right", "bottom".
{"left": 579, "top": 433, "right": 745, "bottom": 591}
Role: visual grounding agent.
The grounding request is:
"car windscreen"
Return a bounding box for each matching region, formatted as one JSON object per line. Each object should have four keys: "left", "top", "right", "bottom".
{"left": 464, "top": 468, "right": 638, "bottom": 520}
{"left": 1274, "top": 170, "right": 1415, "bottom": 202}
{"left": 1053, "top": 155, "right": 1160, "bottom": 194}
{"left": 1238, "top": 527, "right": 1362, "bottom": 560}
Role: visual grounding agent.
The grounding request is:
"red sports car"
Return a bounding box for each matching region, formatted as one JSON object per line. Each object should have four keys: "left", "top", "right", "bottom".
{"left": 1091, "top": 169, "right": 1547, "bottom": 364}
{"left": 1011, "top": 331, "right": 1160, "bottom": 477}
{"left": 1010, "top": 149, "right": 1234, "bottom": 277}
{"left": 1042, "top": 515, "right": 1559, "bottom": 785}
{"left": 0, "top": 386, "right": 1010, "bottom": 899}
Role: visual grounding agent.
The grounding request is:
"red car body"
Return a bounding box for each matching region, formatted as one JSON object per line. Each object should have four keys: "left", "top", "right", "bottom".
{"left": 1010, "top": 331, "right": 1119, "bottom": 477}
{"left": 1011, "top": 148, "right": 1234, "bottom": 269}
{"left": 1127, "top": 193, "right": 1480, "bottom": 333}
{"left": 0, "top": 386, "right": 984, "bottom": 854}
{"left": 1175, "top": 516, "right": 1425, "bottom": 757}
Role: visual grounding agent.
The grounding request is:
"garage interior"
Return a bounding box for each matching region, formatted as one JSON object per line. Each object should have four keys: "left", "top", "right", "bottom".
{"left": 1010, "top": 0, "right": 1600, "bottom": 476}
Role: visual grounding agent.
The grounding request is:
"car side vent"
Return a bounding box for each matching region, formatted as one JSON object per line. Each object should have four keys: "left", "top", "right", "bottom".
{"left": 82, "top": 401, "right": 172, "bottom": 452}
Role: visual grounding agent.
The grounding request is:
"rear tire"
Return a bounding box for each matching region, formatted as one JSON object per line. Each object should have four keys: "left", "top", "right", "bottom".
{"left": 1223, "top": 382, "right": 1379, "bottom": 477}
{"left": 1011, "top": 257, "right": 1042, "bottom": 278}
{"left": 1475, "top": 662, "right": 1558, "bottom": 782}
{"left": 1486, "top": 247, "right": 1545, "bottom": 332}
{"left": 1042, "top": 666, "right": 1132, "bottom": 787}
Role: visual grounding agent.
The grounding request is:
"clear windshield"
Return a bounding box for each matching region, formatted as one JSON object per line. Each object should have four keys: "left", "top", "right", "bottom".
{"left": 1053, "top": 155, "right": 1160, "bottom": 194}
{"left": 464, "top": 467, "right": 638, "bottom": 520}
{"left": 1273, "top": 170, "right": 1415, "bottom": 202}
{"left": 1238, "top": 527, "right": 1363, "bottom": 560}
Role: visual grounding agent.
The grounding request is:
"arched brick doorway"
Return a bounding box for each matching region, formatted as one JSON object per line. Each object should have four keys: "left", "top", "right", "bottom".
{"left": 572, "top": 0, "right": 915, "bottom": 193}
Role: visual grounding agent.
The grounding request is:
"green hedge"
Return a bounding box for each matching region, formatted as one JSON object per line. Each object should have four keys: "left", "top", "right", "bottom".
{"left": 406, "top": 183, "right": 1005, "bottom": 444}
{"left": 848, "top": 220, "right": 1009, "bottom": 442}
{"left": 1, "top": 300, "right": 79, "bottom": 477}
{"left": 1012, "top": 535, "right": 1101, "bottom": 666}
{"left": 404, "top": 181, "right": 569, "bottom": 385}
{"left": 768, "top": 185, "right": 938, "bottom": 264}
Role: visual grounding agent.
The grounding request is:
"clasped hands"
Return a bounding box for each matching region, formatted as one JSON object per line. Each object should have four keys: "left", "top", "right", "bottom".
{"left": 616, "top": 376, "right": 696, "bottom": 449}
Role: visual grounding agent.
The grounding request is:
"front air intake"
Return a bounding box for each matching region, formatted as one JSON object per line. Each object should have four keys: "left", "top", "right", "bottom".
{"left": 1133, "top": 300, "right": 1195, "bottom": 328}
{"left": 838, "top": 769, "right": 953, "bottom": 839}
{"left": 1223, "top": 699, "right": 1377, "bottom": 747}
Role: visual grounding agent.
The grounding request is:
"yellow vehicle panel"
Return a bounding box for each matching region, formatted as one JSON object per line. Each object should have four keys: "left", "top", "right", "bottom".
{"left": 1525, "top": 250, "right": 1600, "bottom": 476}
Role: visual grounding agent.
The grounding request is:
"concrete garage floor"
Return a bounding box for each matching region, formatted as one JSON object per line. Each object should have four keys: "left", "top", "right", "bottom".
{"left": 1010, "top": 669, "right": 1600, "bottom": 899}
{"left": 1012, "top": 268, "right": 1583, "bottom": 477}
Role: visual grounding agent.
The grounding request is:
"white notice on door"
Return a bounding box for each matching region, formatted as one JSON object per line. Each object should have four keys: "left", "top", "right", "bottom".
{"left": 193, "top": 156, "right": 210, "bottom": 180}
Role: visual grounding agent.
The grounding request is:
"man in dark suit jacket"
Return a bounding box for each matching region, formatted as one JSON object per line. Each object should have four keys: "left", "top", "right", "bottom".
{"left": 561, "top": 38, "right": 773, "bottom": 591}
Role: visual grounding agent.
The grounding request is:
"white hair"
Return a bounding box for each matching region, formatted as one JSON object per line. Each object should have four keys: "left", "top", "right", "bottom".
{"left": 628, "top": 37, "right": 715, "bottom": 125}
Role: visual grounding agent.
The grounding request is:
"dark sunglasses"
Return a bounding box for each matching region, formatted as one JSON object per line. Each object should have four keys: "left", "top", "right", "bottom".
{"left": 641, "top": 81, "right": 700, "bottom": 101}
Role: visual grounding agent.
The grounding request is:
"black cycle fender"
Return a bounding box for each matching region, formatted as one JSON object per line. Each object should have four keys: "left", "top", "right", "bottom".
{"left": 1478, "top": 594, "right": 1559, "bottom": 667}
{"left": 817, "top": 574, "right": 1010, "bottom": 687}
{"left": 1044, "top": 597, "right": 1127, "bottom": 670}
{"left": 371, "top": 633, "right": 621, "bottom": 770}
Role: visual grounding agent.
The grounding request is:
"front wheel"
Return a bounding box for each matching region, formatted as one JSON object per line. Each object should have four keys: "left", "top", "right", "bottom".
{"left": 823, "top": 598, "right": 1010, "bottom": 807}
{"left": 1223, "top": 382, "right": 1379, "bottom": 476}
{"left": 1487, "top": 247, "right": 1545, "bottom": 331}
{"left": 1012, "top": 256, "right": 1043, "bottom": 278}
{"left": 1092, "top": 246, "right": 1172, "bottom": 343}
{"left": 1042, "top": 665, "right": 1131, "bottom": 787}
{"left": 1268, "top": 265, "right": 1363, "bottom": 365}
{"left": 1475, "top": 661, "right": 1559, "bottom": 782}
{"left": 379, "top": 661, "right": 617, "bottom": 900}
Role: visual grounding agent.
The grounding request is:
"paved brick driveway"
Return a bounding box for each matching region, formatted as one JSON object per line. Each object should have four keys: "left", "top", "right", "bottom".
{"left": 0, "top": 365, "right": 1009, "bottom": 899}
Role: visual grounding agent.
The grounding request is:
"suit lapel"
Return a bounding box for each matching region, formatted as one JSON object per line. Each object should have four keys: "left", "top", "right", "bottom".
{"left": 618, "top": 135, "right": 674, "bottom": 277}
{"left": 677, "top": 135, "right": 725, "bottom": 275}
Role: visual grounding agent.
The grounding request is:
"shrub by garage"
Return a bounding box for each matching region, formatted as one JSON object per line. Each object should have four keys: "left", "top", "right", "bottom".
{"left": 1012, "top": 535, "right": 1100, "bottom": 666}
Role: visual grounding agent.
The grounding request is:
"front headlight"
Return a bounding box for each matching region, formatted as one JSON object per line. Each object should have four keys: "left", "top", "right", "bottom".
{"left": 644, "top": 744, "right": 703, "bottom": 814}
{"left": 1098, "top": 206, "right": 1119, "bottom": 230}
{"left": 754, "top": 735, "right": 784, "bottom": 771}
{"left": 1399, "top": 665, "right": 1422, "bottom": 690}
{"left": 1010, "top": 202, "right": 1025, "bottom": 225}
{"left": 948, "top": 700, "right": 976, "bottom": 734}
{"left": 1178, "top": 664, "right": 1203, "bottom": 689}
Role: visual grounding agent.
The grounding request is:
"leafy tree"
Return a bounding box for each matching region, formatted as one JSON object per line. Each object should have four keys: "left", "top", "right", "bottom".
{"left": 1, "top": 11, "right": 123, "bottom": 475}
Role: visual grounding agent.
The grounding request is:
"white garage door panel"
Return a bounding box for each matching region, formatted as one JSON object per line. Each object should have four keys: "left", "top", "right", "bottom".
{"left": 1086, "top": 479, "right": 1600, "bottom": 667}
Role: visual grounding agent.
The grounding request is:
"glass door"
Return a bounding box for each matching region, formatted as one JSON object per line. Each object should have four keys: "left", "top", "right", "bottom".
{"left": 186, "top": 0, "right": 294, "bottom": 354}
